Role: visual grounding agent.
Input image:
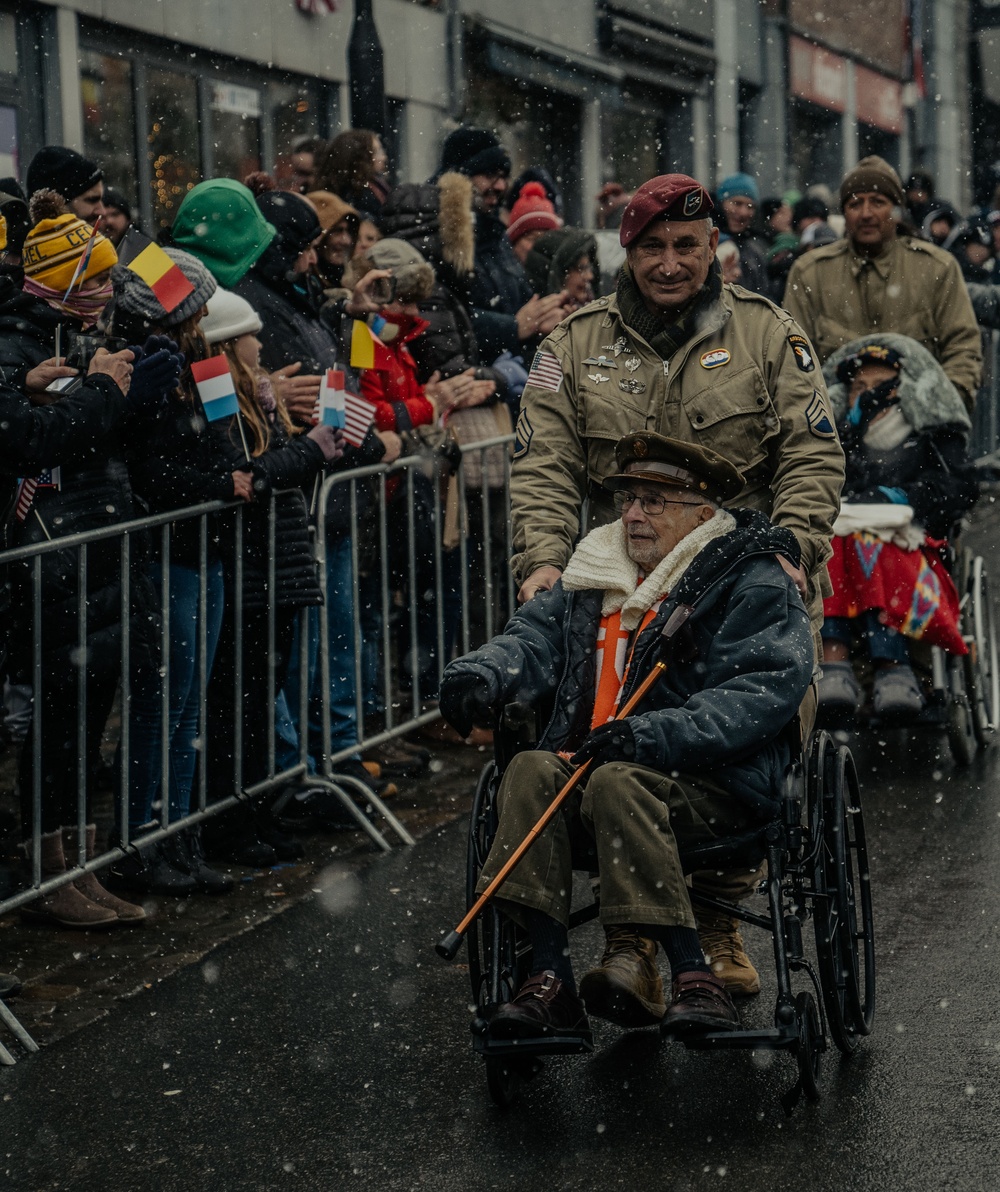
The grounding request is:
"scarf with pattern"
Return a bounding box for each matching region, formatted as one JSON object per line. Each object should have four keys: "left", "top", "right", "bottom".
{"left": 615, "top": 257, "right": 723, "bottom": 361}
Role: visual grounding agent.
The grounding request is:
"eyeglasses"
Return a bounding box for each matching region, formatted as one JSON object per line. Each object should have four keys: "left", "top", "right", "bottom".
{"left": 612, "top": 489, "right": 704, "bottom": 515}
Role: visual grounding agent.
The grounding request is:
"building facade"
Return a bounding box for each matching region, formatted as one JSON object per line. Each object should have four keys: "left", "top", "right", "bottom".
{"left": 0, "top": 0, "right": 977, "bottom": 227}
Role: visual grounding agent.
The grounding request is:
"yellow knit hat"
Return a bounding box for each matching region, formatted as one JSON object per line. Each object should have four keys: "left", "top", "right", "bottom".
{"left": 22, "top": 212, "right": 117, "bottom": 291}
{"left": 0, "top": 213, "right": 7, "bottom": 254}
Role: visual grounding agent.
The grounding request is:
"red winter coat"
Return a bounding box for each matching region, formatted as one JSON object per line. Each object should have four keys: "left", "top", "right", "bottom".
{"left": 358, "top": 313, "right": 435, "bottom": 432}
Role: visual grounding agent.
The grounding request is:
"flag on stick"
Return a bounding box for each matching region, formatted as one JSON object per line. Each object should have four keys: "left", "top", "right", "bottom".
{"left": 190, "top": 356, "right": 240, "bottom": 422}
{"left": 343, "top": 390, "right": 375, "bottom": 448}
{"left": 14, "top": 478, "right": 38, "bottom": 522}
{"left": 61, "top": 221, "right": 101, "bottom": 300}
{"left": 350, "top": 320, "right": 393, "bottom": 371}
{"left": 319, "top": 369, "right": 346, "bottom": 428}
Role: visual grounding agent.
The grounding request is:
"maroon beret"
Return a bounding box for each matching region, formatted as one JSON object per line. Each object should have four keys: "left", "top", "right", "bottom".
{"left": 619, "top": 174, "right": 714, "bottom": 247}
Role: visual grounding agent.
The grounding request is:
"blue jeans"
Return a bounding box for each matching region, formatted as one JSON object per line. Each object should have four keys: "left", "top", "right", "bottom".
{"left": 276, "top": 535, "right": 360, "bottom": 771}
{"left": 823, "top": 611, "right": 909, "bottom": 663}
{"left": 125, "top": 560, "right": 225, "bottom": 832}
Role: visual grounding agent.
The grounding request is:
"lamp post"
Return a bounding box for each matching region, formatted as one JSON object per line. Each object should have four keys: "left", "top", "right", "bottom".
{"left": 348, "top": 0, "right": 387, "bottom": 135}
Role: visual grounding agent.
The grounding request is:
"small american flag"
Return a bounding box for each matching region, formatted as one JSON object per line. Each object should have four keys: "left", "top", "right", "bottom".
{"left": 526, "top": 350, "right": 564, "bottom": 393}
{"left": 14, "top": 478, "right": 38, "bottom": 522}
{"left": 343, "top": 390, "right": 375, "bottom": 448}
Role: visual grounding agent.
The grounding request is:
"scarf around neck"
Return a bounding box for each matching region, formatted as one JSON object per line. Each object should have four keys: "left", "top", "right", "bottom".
{"left": 22, "top": 275, "right": 113, "bottom": 329}
{"left": 561, "top": 508, "right": 736, "bottom": 630}
{"left": 616, "top": 257, "right": 723, "bottom": 361}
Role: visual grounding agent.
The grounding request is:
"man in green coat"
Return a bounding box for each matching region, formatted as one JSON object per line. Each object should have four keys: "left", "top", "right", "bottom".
{"left": 783, "top": 155, "right": 982, "bottom": 411}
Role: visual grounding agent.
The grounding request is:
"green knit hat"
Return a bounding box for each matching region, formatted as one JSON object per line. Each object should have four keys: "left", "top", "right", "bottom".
{"left": 171, "top": 179, "right": 275, "bottom": 288}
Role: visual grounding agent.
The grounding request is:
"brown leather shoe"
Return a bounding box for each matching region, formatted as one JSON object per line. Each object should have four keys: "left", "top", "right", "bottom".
{"left": 661, "top": 969, "right": 740, "bottom": 1038}
{"left": 579, "top": 927, "right": 666, "bottom": 1027}
{"left": 490, "top": 971, "right": 592, "bottom": 1041}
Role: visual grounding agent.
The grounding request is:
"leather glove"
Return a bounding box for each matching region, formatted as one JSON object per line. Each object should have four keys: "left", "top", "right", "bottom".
{"left": 438, "top": 671, "right": 499, "bottom": 740}
{"left": 570, "top": 720, "right": 637, "bottom": 768}
{"left": 306, "top": 423, "right": 345, "bottom": 463}
{"left": 126, "top": 335, "right": 184, "bottom": 409}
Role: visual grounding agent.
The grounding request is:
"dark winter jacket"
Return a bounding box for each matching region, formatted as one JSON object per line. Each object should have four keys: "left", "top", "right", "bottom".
{"left": 127, "top": 395, "right": 236, "bottom": 569}
{"left": 442, "top": 510, "right": 813, "bottom": 819}
{"left": 467, "top": 211, "right": 533, "bottom": 360}
{"left": 822, "top": 332, "right": 979, "bottom": 537}
{"left": 232, "top": 261, "right": 385, "bottom": 538}
{"left": 212, "top": 414, "right": 325, "bottom": 612}
{"left": 0, "top": 283, "right": 157, "bottom": 672}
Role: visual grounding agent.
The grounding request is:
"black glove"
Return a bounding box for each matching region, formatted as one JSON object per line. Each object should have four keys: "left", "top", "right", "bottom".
{"left": 570, "top": 720, "right": 637, "bottom": 768}
{"left": 126, "top": 335, "right": 184, "bottom": 410}
{"left": 438, "top": 671, "right": 499, "bottom": 740}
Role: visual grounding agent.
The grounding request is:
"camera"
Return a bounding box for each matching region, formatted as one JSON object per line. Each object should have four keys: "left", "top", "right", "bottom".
{"left": 64, "top": 331, "right": 128, "bottom": 372}
{"left": 371, "top": 273, "right": 397, "bottom": 306}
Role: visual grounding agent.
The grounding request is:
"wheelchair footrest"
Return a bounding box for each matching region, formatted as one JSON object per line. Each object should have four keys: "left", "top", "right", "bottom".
{"left": 472, "top": 1031, "right": 594, "bottom": 1059}
{"left": 678, "top": 1026, "right": 797, "bottom": 1052}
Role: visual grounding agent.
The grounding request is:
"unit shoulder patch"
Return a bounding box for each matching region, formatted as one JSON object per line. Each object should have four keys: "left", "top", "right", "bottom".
{"left": 788, "top": 334, "right": 815, "bottom": 373}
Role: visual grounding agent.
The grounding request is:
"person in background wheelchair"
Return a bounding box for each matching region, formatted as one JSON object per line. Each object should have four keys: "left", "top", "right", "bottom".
{"left": 438, "top": 433, "right": 814, "bottom": 1041}
{"left": 818, "top": 337, "right": 979, "bottom": 721}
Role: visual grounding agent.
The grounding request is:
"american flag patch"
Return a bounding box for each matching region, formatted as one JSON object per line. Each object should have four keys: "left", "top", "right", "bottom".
{"left": 526, "top": 350, "right": 564, "bottom": 393}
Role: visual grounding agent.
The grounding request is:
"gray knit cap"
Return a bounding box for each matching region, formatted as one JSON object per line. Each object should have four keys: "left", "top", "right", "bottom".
{"left": 112, "top": 246, "right": 217, "bottom": 328}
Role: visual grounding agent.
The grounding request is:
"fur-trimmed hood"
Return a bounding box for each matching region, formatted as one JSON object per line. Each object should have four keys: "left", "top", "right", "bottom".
{"left": 822, "top": 332, "right": 971, "bottom": 433}
{"left": 380, "top": 173, "right": 474, "bottom": 287}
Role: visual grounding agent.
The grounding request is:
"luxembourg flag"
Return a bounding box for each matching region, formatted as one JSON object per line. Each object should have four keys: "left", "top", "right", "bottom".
{"left": 319, "top": 369, "right": 346, "bottom": 429}
{"left": 190, "top": 355, "right": 239, "bottom": 421}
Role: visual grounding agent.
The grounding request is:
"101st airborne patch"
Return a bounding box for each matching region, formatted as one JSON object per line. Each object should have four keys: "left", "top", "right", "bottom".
{"left": 788, "top": 334, "right": 815, "bottom": 372}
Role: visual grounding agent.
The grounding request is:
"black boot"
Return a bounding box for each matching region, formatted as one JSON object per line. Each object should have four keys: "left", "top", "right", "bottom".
{"left": 180, "top": 826, "right": 234, "bottom": 894}
{"left": 201, "top": 805, "right": 277, "bottom": 868}
{"left": 255, "top": 801, "right": 306, "bottom": 861}
{"left": 108, "top": 828, "right": 198, "bottom": 897}
{"left": 0, "top": 972, "right": 23, "bottom": 1001}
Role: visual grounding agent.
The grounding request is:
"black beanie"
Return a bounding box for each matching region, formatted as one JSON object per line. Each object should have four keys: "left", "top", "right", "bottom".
{"left": 256, "top": 190, "right": 322, "bottom": 257}
{"left": 439, "top": 128, "right": 511, "bottom": 178}
{"left": 26, "top": 146, "right": 103, "bottom": 202}
{"left": 0, "top": 190, "right": 30, "bottom": 255}
{"left": 102, "top": 185, "right": 132, "bottom": 221}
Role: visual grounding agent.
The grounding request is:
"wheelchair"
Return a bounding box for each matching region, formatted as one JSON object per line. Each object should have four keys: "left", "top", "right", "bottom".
{"left": 834, "top": 543, "right": 1000, "bottom": 765}
{"left": 463, "top": 708, "right": 876, "bottom": 1110}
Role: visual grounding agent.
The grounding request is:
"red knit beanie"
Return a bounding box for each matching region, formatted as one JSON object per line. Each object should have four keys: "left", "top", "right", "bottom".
{"left": 506, "top": 182, "right": 562, "bottom": 244}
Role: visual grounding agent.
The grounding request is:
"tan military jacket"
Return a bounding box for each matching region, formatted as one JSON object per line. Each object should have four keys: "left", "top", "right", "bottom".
{"left": 510, "top": 285, "right": 845, "bottom": 602}
{"left": 783, "top": 235, "right": 982, "bottom": 408}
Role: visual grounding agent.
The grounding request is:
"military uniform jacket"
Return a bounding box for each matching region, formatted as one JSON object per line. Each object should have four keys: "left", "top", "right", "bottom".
{"left": 783, "top": 236, "right": 982, "bottom": 408}
{"left": 510, "top": 285, "right": 844, "bottom": 596}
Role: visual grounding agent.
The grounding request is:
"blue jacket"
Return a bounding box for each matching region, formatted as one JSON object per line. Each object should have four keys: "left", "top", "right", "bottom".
{"left": 443, "top": 510, "right": 814, "bottom": 818}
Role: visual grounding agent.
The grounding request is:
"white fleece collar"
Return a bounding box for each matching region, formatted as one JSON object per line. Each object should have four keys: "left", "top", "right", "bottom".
{"left": 561, "top": 509, "right": 736, "bottom": 630}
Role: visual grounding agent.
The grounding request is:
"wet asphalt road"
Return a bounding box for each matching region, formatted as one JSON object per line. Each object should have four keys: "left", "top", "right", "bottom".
{"left": 4, "top": 724, "right": 1000, "bottom": 1191}
{"left": 6, "top": 507, "right": 1000, "bottom": 1191}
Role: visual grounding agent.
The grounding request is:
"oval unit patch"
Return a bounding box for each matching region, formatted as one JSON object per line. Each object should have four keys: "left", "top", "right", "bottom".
{"left": 700, "top": 349, "right": 731, "bottom": 369}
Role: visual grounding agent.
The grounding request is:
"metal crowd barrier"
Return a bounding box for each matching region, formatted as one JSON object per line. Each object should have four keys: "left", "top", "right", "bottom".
{"left": 0, "top": 430, "right": 515, "bottom": 1061}
{"left": 972, "top": 330, "right": 1000, "bottom": 461}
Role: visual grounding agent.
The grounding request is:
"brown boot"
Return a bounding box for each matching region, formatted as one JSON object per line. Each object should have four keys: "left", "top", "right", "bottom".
{"left": 20, "top": 830, "right": 118, "bottom": 930}
{"left": 64, "top": 827, "right": 147, "bottom": 925}
{"left": 696, "top": 909, "right": 760, "bottom": 996}
{"left": 579, "top": 926, "right": 666, "bottom": 1028}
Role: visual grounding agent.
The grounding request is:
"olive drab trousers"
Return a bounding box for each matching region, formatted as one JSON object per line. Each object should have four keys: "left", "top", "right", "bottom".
{"left": 477, "top": 750, "right": 757, "bottom": 930}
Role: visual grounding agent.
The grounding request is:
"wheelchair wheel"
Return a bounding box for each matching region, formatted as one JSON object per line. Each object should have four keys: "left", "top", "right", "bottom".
{"left": 812, "top": 744, "right": 876, "bottom": 1054}
{"left": 794, "top": 991, "right": 823, "bottom": 1101}
{"left": 465, "top": 762, "right": 532, "bottom": 1107}
{"left": 946, "top": 661, "right": 977, "bottom": 767}
{"left": 966, "top": 557, "right": 999, "bottom": 746}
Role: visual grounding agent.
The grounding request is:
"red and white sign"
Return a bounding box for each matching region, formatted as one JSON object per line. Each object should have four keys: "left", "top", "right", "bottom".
{"left": 790, "top": 35, "right": 846, "bottom": 113}
{"left": 856, "top": 64, "right": 904, "bottom": 134}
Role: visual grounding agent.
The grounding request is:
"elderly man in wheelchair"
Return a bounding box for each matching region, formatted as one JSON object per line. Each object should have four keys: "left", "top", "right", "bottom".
{"left": 438, "top": 432, "right": 814, "bottom": 1043}
{"left": 817, "top": 336, "right": 979, "bottom": 723}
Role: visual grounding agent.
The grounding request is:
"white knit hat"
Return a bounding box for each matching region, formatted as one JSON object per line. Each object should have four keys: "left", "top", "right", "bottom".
{"left": 200, "top": 287, "right": 263, "bottom": 344}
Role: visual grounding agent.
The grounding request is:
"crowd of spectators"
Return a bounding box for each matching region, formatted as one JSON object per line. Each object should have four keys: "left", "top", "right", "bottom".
{"left": 0, "top": 125, "right": 994, "bottom": 1009}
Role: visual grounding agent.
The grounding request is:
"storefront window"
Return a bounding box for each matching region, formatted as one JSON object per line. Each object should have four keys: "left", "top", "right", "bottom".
{"left": 790, "top": 100, "right": 843, "bottom": 192}
{"left": 210, "top": 81, "right": 262, "bottom": 184}
{"left": 0, "top": 105, "right": 16, "bottom": 178}
{"left": 80, "top": 50, "right": 137, "bottom": 203}
{"left": 0, "top": 12, "right": 17, "bottom": 76}
{"left": 147, "top": 67, "right": 201, "bottom": 229}
{"left": 601, "top": 106, "right": 664, "bottom": 193}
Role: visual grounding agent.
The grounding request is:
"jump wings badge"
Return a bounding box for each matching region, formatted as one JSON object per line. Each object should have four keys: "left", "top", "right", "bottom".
{"left": 601, "top": 336, "right": 629, "bottom": 357}
{"left": 619, "top": 377, "right": 645, "bottom": 395}
{"left": 582, "top": 354, "right": 618, "bottom": 369}
{"left": 587, "top": 372, "right": 610, "bottom": 384}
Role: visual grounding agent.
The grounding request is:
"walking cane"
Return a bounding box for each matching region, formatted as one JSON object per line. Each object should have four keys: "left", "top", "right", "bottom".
{"left": 435, "top": 602, "right": 695, "bottom": 961}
